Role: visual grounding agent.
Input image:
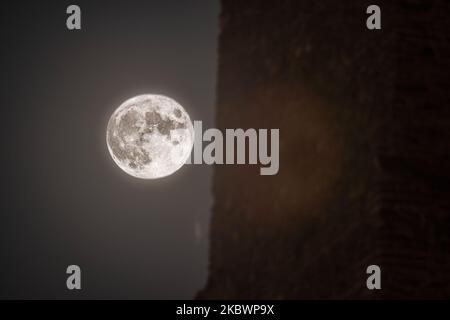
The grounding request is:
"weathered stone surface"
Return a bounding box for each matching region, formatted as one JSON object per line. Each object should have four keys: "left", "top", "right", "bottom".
{"left": 198, "top": 0, "right": 450, "bottom": 299}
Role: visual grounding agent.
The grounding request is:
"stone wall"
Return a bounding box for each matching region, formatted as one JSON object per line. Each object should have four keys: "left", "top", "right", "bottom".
{"left": 198, "top": 0, "right": 450, "bottom": 299}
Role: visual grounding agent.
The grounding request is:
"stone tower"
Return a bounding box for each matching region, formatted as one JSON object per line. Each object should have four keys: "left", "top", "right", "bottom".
{"left": 199, "top": 0, "right": 450, "bottom": 299}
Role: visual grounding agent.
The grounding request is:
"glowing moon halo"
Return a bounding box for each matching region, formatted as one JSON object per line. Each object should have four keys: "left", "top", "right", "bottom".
{"left": 106, "top": 94, "right": 194, "bottom": 179}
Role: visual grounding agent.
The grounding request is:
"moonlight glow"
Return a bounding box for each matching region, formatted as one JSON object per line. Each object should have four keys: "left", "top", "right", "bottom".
{"left": 106, "top": 94, "right": 194, "bottom": 179}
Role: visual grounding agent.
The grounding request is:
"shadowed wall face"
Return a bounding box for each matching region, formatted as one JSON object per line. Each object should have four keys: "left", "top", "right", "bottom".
{"left": 200, "top": 0, "right": 450, "bottom": 299}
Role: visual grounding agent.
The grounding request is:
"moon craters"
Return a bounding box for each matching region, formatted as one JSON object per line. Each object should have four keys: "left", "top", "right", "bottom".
{"left": 106, "top": 95, "right": 194, "bottom": 179}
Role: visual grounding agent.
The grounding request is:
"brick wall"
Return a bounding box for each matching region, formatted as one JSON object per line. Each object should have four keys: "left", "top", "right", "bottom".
{"left": 198, "top": 0, "right": 450, "bottom": 299}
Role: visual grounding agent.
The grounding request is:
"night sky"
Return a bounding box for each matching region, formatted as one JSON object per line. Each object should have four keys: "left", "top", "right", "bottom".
{"left": 0, "top": 0, "right": 219, "bottom": 299}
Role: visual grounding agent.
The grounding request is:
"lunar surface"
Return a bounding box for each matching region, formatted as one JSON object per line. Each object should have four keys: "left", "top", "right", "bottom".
{"left": 106, "top": 94, "right": 194, "bottom": 179}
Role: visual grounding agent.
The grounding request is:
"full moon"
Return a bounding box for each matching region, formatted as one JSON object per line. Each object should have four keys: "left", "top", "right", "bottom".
{"left": 106, "top": 94, "right": 194, "bottom": 179}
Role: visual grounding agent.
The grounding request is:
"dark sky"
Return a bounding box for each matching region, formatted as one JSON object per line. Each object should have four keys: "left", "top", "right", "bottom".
{"left": 0, "top": 0, "right": 219, "bottom": 299}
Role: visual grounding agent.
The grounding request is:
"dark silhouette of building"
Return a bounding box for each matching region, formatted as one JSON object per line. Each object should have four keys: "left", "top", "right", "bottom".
{"left": 199, "top": 0, "right": 450, "bottom": 299}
